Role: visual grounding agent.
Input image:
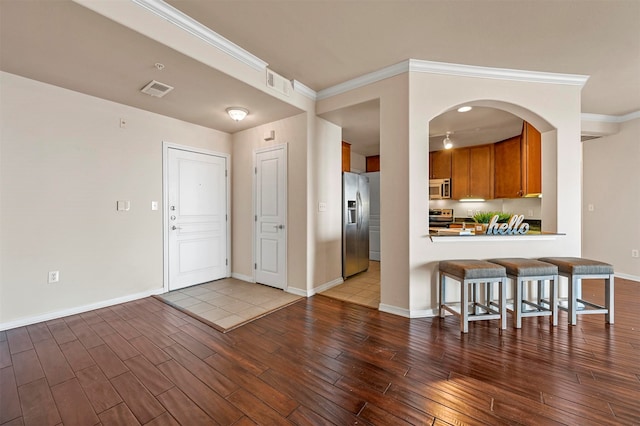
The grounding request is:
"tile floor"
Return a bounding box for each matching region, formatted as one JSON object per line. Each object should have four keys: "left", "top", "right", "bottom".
{"left": 320, "top": 261, "right": 381, "bottom": 308}
{"left": 155, "top": 278, "right": 301, "bottom": 332}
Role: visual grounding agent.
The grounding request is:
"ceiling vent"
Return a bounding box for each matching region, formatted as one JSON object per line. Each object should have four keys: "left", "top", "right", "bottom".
{"left": 140, "top": 80, "right": 174, "bottom": 98}
{"left": 266, "top": 69, "right": 291, "bottom": 97}
{"left": 581, "top": 135, "right": 602, "bottom": 142}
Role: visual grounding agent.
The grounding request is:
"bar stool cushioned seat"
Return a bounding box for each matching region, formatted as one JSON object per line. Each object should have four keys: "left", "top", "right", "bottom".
{"left": 439, "top": 260, "right": 507, "bottom": 333}
{"left": 488, "top": 258, "right": 558, "bottom": 328}
{"left": 538, "top": 257, "right": 614, "bottom": 325}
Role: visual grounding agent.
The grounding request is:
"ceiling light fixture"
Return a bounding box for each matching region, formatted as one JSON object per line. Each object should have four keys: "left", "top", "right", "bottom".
{"left": 443, "top": 132, "right": 453, "bottom": 149}
{"left": 457, "top": 106, "right": 472, "bottom": 113}
{"left": 226, "top": 107, "right": 248, "bottom": 121}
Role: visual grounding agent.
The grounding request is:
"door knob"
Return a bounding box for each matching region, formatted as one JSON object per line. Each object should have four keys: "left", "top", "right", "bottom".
{"left": 274, "top": 224, "right": 284, "bottom": 229}
{"left": 171, "top": 226, "right": 182, "bottom": 230}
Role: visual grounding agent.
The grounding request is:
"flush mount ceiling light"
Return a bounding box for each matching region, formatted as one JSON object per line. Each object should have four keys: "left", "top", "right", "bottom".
{"left": 226, "top": 107, "right": 248, "bottom": 121}
{"left": 443, "top": 131, "right": 453, "bottom": 149}
{"left": 457, "top": 106, "right": 473, "bottom": 113}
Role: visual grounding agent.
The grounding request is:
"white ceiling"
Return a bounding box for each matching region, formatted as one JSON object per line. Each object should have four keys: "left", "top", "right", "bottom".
{"left": 2, "top": 0, "right": 638, "bottom": 155}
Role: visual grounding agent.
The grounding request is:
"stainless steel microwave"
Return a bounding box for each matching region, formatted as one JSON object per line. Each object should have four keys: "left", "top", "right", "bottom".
{"left": 429, "top": 178, "right": 451, "bottom": 200}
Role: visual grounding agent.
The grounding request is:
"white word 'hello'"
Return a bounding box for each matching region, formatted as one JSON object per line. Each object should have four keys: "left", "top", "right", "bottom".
{"left": 486, "top": 214, "right": 530, "bottom": 235}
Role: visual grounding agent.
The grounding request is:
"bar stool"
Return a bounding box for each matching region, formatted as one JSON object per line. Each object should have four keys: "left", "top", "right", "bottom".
{"left": 538, "top": 257, "right": 614, "bottom": 325}
{"left": 488, "top": 258, "right": 558, "bottom": 328}
{"left": 439, "top": 259, "right": 507, "bottom": 333}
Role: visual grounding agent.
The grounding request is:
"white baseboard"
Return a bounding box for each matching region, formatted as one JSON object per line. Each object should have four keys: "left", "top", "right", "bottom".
{"left": 312, "top": 277, "right": 344, "bottom": 295}
{"left": 0, "top": 287, "right": 165, "bottom": 331}
{"left": 615, "top": 272, "right": 639, "bottom": 282}
{"left": 231, "top": 272, "right": 254, "bottom": 283}
{"left": 410, "top": 308, "right": 439, "bottom": 318}
{"left": 379, "top": 304, "right": 438, "bottom": 318}
{"left": 286, "top": 287, "right": 309, "bottom": 297}
{"left": 378, "top": 303, "right": 410, "bottom": 317}
{"left": 280, "top": 277, "right": 345, "bottom": 298}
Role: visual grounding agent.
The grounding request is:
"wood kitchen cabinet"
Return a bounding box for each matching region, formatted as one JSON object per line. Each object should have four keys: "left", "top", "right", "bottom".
{"left": 494, "top": 122, "right": 541, "bottom": 198}
{"left": 429, "top": 150, "right": 451, "bottom": 179}
{"left": 366, "top": 155, "right": 380, "bottom": 172}
{"left": 342, "top": 141, "right": 351, "bottom": 172}
{"left": 521, "top": 122, "right": 542, "bottom": 195}
{"left": 451, "top": 144, "right": 494, "bottom": 200}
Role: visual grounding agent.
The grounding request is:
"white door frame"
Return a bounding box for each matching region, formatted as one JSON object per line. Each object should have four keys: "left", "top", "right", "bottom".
{"left": 253, "top": 143, "right": 287, "bottom": 289}
{"left": 162, "top": 141, "right": 231, "bottom": 292}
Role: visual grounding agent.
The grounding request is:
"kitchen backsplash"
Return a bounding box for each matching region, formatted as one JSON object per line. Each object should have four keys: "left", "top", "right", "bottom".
{"left": 429, "top": 197, "right": 542, "bottom": 219}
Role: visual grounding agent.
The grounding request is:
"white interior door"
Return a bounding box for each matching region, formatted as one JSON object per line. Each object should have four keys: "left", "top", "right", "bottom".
{"left": 167, "top": 148, "right": 228, "bottom": 291}
{"left": 255, "top": 145, "right": 287, "bottom": 289}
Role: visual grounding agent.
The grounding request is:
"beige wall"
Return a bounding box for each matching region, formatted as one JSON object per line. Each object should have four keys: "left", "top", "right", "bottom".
{"left": 0, "top": 72, "right": 231, "bottom": 327}
{"left": 309, "top": 117, "right": 343, "bottom": 290}
{"left": 583, "top": 118, "right": 640, "bottom": 280}
{"left": 318, "top": 74, "right": 411, "bottom": 312}
{"left": 407, "top": 73, "right": 582, "bottom": 314}
{"left": 318, "top": 71, "right": 584, "bottom": 316}
{"left": 230, "top": 113, "right": 309, "bottom": 293}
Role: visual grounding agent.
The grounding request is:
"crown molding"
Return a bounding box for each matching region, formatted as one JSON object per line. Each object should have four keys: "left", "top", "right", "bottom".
{"left": 317, "top": 59, "right": 590, "bottom": 100}
{"left": 130, "top": 0, "right": 268, "bottom": 72}
{"left": 408, "top": 59, "right": 589, "bottom": 86}
{"left": 316, "top": 61, "right": 409, "bottom": 100}
{"left": 582, "top": 110, "right": 640, "bottom": 123}
{"left": 292, "top": 80, "right": 317, "bottom": 100}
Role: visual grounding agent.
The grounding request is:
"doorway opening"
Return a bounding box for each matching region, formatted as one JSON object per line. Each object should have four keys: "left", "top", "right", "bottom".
{"left": 319, "top": 99, "right": 382, "bottom": 308}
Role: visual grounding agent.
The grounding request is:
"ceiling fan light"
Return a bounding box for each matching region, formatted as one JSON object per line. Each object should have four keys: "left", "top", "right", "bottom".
{"left": 226, "top": 107, "right": 248, "bottom": 121}
{"left": 457, "top": 106, "right": 472, "bottom": 113}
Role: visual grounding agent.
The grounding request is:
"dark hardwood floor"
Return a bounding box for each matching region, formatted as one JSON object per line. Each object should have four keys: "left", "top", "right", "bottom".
{"left": 1, "top": 278, "right": 639, "bottom": 425}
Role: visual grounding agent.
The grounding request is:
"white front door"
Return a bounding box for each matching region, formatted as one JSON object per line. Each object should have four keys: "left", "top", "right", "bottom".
{"left": 167, "top": 148, "right": 229, "bottom": 291}
{"left": 255, "top": 145, "right": 287, "bottom": 289}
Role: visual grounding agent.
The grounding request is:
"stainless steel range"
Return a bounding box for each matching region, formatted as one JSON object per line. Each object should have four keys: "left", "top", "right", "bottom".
{"left": 429, "top": 208, "right": 453, "bottom": 227}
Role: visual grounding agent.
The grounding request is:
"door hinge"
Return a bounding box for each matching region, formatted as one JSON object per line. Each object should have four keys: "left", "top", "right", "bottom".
{"left": 254, "top": 263, "right": 257, "bottom": 270}
{"left": 225, "top": 169, "right": 228, "bottom": 177}
{"left": 255, "top": 215, "right": 257, "bottom": 222}
{"left": 254, "top": 167, "right": 257, "bottom": 174}
{"left": 226, "top": 214, "right": 228, "bottom": 221}
{"left": 226, "top": 258, "right": 228, "bottom": 266}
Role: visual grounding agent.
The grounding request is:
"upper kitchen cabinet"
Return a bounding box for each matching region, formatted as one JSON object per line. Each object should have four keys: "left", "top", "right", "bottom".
{"left": 521, "top": 122, "right": 542, "bottom": 196}
{"left": 494, "top": 122, "right": 541, "bottom": 198}
{"left": 366, "top": 155, "right": 380, "bottom": 172}
{"left": 451, "top": 144, "right": 494, "bottom": 200}
{"left": 342, "top": 141, "right": 351, "bottom": 172}
{"left": 429, "top": 150, "right": 451, "bottom": 179}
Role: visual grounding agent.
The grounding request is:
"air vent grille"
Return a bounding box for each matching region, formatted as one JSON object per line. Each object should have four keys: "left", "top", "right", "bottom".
{"left": 266, "top": 69, "right": 291, "bottom": 97}
{"left": 140, "top": 80, "right": 174, "bottom": 98}
{"left": 581, "top": 135, "right": 602, "bottom": 142}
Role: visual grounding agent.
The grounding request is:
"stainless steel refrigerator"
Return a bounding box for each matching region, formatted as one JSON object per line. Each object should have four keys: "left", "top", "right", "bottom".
{"left": 343, "top": 172, "right": 370, "bottom": 278}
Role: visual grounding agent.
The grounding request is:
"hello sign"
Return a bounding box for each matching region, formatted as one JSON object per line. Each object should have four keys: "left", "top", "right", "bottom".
{"left": 486, "top": 214, "right": 530, "bottom": 235}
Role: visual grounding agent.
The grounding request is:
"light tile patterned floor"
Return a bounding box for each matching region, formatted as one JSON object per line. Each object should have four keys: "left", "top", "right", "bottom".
{"left": 321, "top": 261, "right": 381, "bottom": 308}
{"left": 156, "top": 278, "right": 302, "bottom": 332}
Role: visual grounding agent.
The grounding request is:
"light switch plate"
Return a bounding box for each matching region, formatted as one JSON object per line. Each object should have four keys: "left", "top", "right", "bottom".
{"left": 117, "top": 200, "right": 130, "bottom": 211}
{"left": 151, "top": 201, "right": 158, "bottom": 211}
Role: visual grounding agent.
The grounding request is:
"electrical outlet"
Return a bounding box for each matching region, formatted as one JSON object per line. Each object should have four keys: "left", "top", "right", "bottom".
{"left": 632, "top": 249, "right": 639, "bottom": 258}
{"left": 588, "top": 204, "right": 594, "bottom": 212}
{"left": 119, "top": 118, "right": 127, "bottom": 128}
{"left": 48, "top": 271, "right": 59, "bottom": 283}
